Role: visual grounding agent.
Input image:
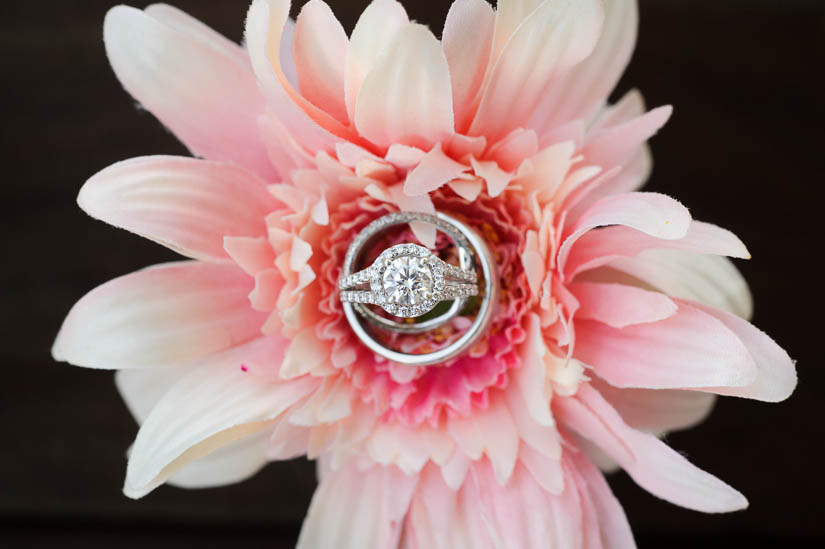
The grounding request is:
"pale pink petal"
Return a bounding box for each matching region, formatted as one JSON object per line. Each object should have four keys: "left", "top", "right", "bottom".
{"left": 590, "top": 376, "right": 715, "bottom": 433}
{"left": 289, "top": 374, "right": 353, "bottom": 425}
{"left": 123, "top": 338, "right": 318, "bottom": 498}
{"left": 470, "top": 157, "right": 513, "bottom": 197}
{"left": 168, "top": 431, "right": 271, "bottom": 490}
{"left": 104, "top": 6, "right": 275, "bottom": 180}
{"left": 52, "top": 262, "right": 266, "bottom": 370}
{"left": 566, "top": 220, "right": 751, "bottom": 279}
{"left": 486, "top": 128, "right": 539, "bottom": 172}
{"left": 297, "top": 461, "right": 418, "bottom": 549}
{"left": 116, "top": 366, "right": 194, "bottom": 423}
{"left": 354, "top": 24, "right": 454, "bottom": 149}
{"left": 590, "top": 87, "right": 646, "bottom": 133}
{"left": 404, "top": 464, "right": 488, "bottom": 549}
{"left": 290, "top": 236, "right": 314, "bottom": 271}
{"left": 519, "top": 444, "right": 564, "bottom": 494}
{"left": 556, "top": 384, "right": 748, "bottom": 513}
{"left": 570, "top": 281, "right": 678, "bottom": 328}
{"left": 385, "top": 144, "right": 427, "bottom": 169}
{"left": 336, "top": 141, "right": 383, "bottom": 168}
{"left": 404, "top": 144, "right": 470, "bottom": 195}
{"left": 582, "top": 106, "right": 672, "bottom": 170}
{"left": 513, "top": 314, "right": 555, "bottom": 426}
{"left": 563, "top": 146, "right": 651, "bottom": 224}
{"left": 448, "top": 178, "right": 484, "bottom": 202}
{"left": 249, "top": 269, "right": 284, "bottom": 311}
{"left": 279, "top": 327, "right": 332, "bottom": 379}
{"left": 245, "top": 0, "right": 349, "bottom": 152}
{"left": 442, "top": 0, "right": 495, "bottom": 131}
{"left": 268, "top": 417, "right": 312, "bottom": 459}
{"left": 574, "top": 301, "right": 757, "bottom": 390}
{"left": 78, "top": 157, "right": 276, "bottom": 263}
{"left": 469, "top": 0, "right": 604, "bottom": 142}
{"left": 223, "top": 236, "right": 276, "bottom": 276}
{"left": 558, "top": 192, "right": 692, "bottom": 272}
{"left": 528, "top": 0, "right": 638, "bottom": 132}
{"left": 388, "top": 185, "right": 438, "bottom": 248}
{"left": 293, "top": 0, "right": 349, "bottom": 124}
{"left": 256, "top": 111, "right": 316, "bottom": 179}
{"left": 468, "top": 460, "right": 585, "bottom": 548}
{"left": 609, "top": 250, "right": 753, "bottom": 319}
{"left": 569, "top": 450, "right": 636, "bottom": 549}
{"left": 345, "top": 0, "right": 409, "bottom": 123}
{"left": 448, "top": 394, "right": 519, "bottom": 485}
{"left": 690, "top": 302, "right": 797, "bottom": 402}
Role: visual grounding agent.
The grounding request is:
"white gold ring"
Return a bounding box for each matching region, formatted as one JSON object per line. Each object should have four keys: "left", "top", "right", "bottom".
{"left": 339, "top": 243, "right": 478, "bottom": 318}
{"left": 339, "top": 212, "right": 498, "bottom": 367}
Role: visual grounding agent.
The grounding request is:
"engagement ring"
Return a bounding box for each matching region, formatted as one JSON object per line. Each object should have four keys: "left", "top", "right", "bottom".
{"left": 339, "top": 243, "right": 478, "bottom": 318}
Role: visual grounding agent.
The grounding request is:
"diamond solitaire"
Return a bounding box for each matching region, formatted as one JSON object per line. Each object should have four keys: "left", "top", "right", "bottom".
{"left": 382, "top": 255, "right": 435, "bottom": 306}
{"left": 339, "top": 243, "right": 478, "bottom": 318}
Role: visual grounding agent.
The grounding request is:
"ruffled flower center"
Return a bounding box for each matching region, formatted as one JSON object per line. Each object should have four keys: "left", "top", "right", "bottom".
{"left": 316, "top": 188, "right": 533, "bottom": 426}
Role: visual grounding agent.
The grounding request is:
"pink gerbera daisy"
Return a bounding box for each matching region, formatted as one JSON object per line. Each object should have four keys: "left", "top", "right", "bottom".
{"left": 53, "top": 0, "right": 797, "bottom": 546}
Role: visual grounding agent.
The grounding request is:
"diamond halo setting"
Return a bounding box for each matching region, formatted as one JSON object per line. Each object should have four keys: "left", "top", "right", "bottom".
{"left": 340, "top": 243, "right": 478, "bottom": 318}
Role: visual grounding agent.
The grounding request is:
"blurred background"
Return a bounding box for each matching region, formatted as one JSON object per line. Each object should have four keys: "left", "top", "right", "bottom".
{"left": 1, "top": 0, "right": 823, "bottom": 547}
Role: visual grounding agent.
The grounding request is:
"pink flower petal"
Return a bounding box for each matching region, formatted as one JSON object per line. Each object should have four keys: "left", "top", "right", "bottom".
{"left": 513, "top": 314, "right": 555, "bottom": 427}
{"left": 566, "top": 220, "right": 751, "bottom": 279}
{"left": 469, "top": 0, "right": 604, "bottom": 142}
{"left": 582, "top": 106, "right": 672, "bottom": 170}
{"left": 103, "top": 6, "right": 275, "bottom": 180}
{"left": 556, "top": 384, "right": 748, "bottom": 513}
{"left": 249, "top": 268, "right": 285, "bottom": 311}
{"left": 279, "top": 327, "right": 332, "bottom": 379}
{"left": 448, "top": 394, "right": 519, "bottom": 485}
{"left": 297, "top": 461, "right": 418, "bottom": 549}
{"left": 570, "top": 281, "right": 678, "bottom": 328}
{"left": 78, "top": 156, "right": 276, "bottom": 263}
{"left": 447, "top": 178, "right": 484, "bottom": 202}
{"left": 609, "top": 250, "right": 753, "bottom": 319}
{"left": 354, "top": 24, "right": 454, "bottom": 149}
{"left": 345, "top": 0, "right": 409, "bottom": 124}
{"left": 690, "top": 302, "right": 797, "bottom": 402}
{"left": 404, "top": 144, "right": 470, "bottom": 196}
{"left": 116, "top": 366, "right": 194, "bottom": 423}
{"left": 293, "top": 0, "right": 349, "bottom": 125}
{"left": 574, "top": 301, "right": 757, "bottom": 390}
{"left": 442, "top": 0, "right": 495, "bottom": 131}
{"left": 223, "top": 236, "right": 276, "bottom": 276}
{"left": 528, "top": 0, "right": 639, "bottom": 132}
{"left": 470, "top": 157, "right": 513, "bottom": 197}
{"left": 123, "top": 339, "right": 317, "bottom": 498}
{"left": 569, "top": 449, "right": 636, "bottom": 549}
{"left": 245, "top": 0, "right": 350, "bottom": 152}
{"left": 168, "top": 431, "right": 272, "bottom": 490}
{"left": 589, "top": 376, "right": 715, "bottom": 433}
{"left": 52, "top": 262, "right": 267, "bottom": 370}
{"left": 558, "top": 192, "right": 692, "bottom": 273}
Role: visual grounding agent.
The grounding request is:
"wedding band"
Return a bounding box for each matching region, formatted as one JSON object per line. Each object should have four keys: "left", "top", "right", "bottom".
{"left": 339, "top": 243, "right": 478, "bottom": 318}
{"left": 340, "top": 212, "right": 498, "bottom": 367}
{"left": 342, "top": 211, "right": 478, "bottom": 333}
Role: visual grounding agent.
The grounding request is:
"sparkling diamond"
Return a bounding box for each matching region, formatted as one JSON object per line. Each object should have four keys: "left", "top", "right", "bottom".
{"left": 381, "top": 255, "right": 435, "bottom": 306}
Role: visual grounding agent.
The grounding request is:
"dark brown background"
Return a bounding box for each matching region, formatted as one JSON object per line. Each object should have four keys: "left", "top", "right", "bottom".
{"left": 2, "top": 0, "right": 823, "bottom": 547}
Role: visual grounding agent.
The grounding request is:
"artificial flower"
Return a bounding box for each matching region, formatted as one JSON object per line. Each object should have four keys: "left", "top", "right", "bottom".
{"left": 53, "top": 0, "right": 797, "bottom": 546}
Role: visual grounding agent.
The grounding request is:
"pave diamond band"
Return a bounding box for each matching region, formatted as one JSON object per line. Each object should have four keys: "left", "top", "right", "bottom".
{"left": 339, "top": 243, "right": 479, "bottom": 318}
{"left": 339, "top": 212, "right": 498, "bottom": 366}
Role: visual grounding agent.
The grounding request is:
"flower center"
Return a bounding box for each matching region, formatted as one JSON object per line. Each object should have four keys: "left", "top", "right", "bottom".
{"left": 382, "top": 256, "right": 435, "bottom": 306}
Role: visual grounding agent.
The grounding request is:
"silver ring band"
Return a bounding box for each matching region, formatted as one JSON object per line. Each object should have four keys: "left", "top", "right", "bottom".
{"left": 343, "top": 211, "right": 478, "bottom": 334}
{"left": 338, "top": 243, "right": 478, "bottom": 318}
{"left": 340, "top": 212, "right": 498, "bottom": 366}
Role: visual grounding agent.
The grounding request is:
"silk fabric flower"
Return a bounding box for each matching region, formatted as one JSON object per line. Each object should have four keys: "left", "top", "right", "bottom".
{"left": 53, "top": 0, "right": 796, "bottom": 547}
